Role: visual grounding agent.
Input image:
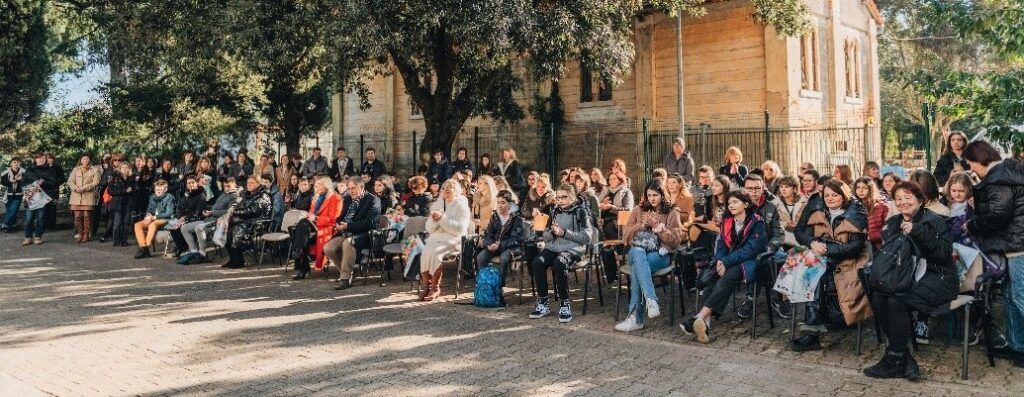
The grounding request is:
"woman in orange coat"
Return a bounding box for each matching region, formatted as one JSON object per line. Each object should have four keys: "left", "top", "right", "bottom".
{"left": 299, "top": 176, "right": 342, "bottom": 278}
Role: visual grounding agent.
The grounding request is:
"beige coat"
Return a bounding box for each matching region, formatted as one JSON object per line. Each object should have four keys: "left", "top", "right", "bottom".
{"left": 68, "top": 165, "right": 100, "bottom": 207}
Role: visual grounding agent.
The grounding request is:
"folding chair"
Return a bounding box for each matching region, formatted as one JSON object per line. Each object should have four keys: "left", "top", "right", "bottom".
{"left": 258, "top": 210, "right": 307, "bottom": 269}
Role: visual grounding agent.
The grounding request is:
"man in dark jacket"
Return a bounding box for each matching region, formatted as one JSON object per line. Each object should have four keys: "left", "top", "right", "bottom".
{"left": 21, "top": 153, "right": 59, "bottom": 244}
{"left": 736, "top": 174, "right": 785, "bottom": 318}
{"left": 324, "top": 179, "right": 382, "bottom": 290}
{"left": 359, "top": 147, "right": 387, "bottom": 186}
{"left": 662, "top": 137, "right": 695, "bottom": 183}
{"left": 963, "top": 140, "right": 1024, "bottom": 367}
{"left": 330, "top": 147, "right": 355, "bottom": 180}
{"left": 300, "top": 147, "right": 329, "bottom": 178}
{"left": 426, "top": 149, "right": 453, "bottom": 186}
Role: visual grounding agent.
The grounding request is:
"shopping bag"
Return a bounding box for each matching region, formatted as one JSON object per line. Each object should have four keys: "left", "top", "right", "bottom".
{"left": 213, "top": 215, "right": 230, "bottom": 247}
{"left": 773, "top": 246, "right": 829, "bottom": 303}
{"left": 25, "top": 182, "right": 52, "bottom": 210}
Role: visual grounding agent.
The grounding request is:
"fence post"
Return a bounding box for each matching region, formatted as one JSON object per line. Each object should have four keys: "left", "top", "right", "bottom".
{"left": 764, "top": 111, "right": 772, "bottom": 160}
{"left": 359, "top": 134, "right": 365, "bottom": 164}
{"left": 412, "top": 130, "right": 417, "bottom": 174}
{"left": 642, "top": 118, "right": 651, "bottom": 177}
{"left": 473, "top": 127, "right": 480, "bottom": 169}
{"left": 700, "top": 122, "right": 709, "bottom": 167}
{"left": 922, "top": 103, "right": 933, "bottom": 170}
{"left": 548, "top": 123, "right": 556, "bottom": 177}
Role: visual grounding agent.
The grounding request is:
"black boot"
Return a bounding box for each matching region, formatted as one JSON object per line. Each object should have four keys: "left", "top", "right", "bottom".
{"left": 903, "top": 351, "right": 921, "bottom": 380}
{"left": 863, "top": 350, "right": 906, "bottom": 379}
{"left": 134, "top": 246, "right": 151, "bottom": 259}
{"left": 791, "top": 334, "right": 822, "bottom": 352}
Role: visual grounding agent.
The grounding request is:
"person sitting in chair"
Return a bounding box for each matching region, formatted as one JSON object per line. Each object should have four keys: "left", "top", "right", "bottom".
{"left": 680, "top": 191, "right": 766, "bottom": 342}
{"left": 528, "top": 183, "right": 594, "bottom": 323}
{"left": 475, "top": 190, "right": 525, "bottom": 278}
{"left": 223, "top": 176, "right": 272, "bottom": 269}
{"left": 324, "top": 179, "right": 381, "bottom": 290}
{"left": 614, "top": 180, "right": 684, "bottom": 333}
{"left": 418, "top": 179, "right": 473, "bottom": 301}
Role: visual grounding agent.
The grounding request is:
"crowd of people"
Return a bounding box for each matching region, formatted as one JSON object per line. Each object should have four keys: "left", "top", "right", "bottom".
{"left": 2, "top": 132, "right": 1023, "bottom": 380}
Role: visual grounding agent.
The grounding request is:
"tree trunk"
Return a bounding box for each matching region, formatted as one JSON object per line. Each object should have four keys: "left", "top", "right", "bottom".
{"left": 282, "top": 110, "right": 303, "bottom": 158}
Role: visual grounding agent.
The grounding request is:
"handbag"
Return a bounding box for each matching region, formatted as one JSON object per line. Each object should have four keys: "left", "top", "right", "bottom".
{"left": 695, "top": 263, "right": 719, "bottom": 289}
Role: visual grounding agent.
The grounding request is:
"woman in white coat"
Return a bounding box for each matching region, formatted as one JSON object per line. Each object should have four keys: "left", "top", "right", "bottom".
{"left": 419, "top": 179, "right": 473, "bottom": 301}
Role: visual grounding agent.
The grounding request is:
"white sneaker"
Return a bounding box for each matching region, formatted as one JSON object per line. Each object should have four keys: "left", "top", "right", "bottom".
{"left": 646, "top": 299, "right": 661, "bottom": 319}
{"left": 615, "top": 313, "right": 644, "bottom": 332}
{"left": 529, "top": 302, "right": 550, "bottom": 319}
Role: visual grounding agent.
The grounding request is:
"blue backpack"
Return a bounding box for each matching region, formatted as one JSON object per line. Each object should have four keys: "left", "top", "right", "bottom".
{"left": 474, "top": 266, "right": 504, "bottom": 308}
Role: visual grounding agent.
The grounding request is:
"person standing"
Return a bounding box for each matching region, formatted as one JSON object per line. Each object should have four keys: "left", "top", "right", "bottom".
{"left": 68, "top": 154, "right": 100, "bottom": 243}
{"left": 718, "top": 146, "right": 748, "bottom": 188}
{"left": 107, "top": 163, "right": 137, "bottom": 247}
{"left": 1, "top": 158, "right": 24, "bottom": 232}
{"left": 21, "top": 153, "right": 58, "bottom": 245}
{"left": 451, "top": 147, "right": 473, "bottom": 174}
{"left": 300, "top": 147, "right": 329, "bottom": 178}
{"left": 330, "top": 147, "right": 355, "bottom": 180}
{"left": 43, "top": 153, "right": 64, "bottom": 230}
{"left": 934, "top": 131, "right": 970, "bottom": 186}
{"left": 359, "top": 147, "right": 387, "bottom": 186}
{"left": 501, "top": 148, "right": 526, "bottom": 199}
{"left": 963, "top": 140, "right": 1024, "bottom": 368}
{"left": 426, "top": 149, "right": 453, "bottom": 186}
{"left": 662, "top": 137, "right": 695, "bottom": 183}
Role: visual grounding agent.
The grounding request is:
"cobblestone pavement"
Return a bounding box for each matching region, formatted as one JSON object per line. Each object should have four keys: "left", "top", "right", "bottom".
{"left": 0, "top": 230, "right": 1020, "bottom": 396}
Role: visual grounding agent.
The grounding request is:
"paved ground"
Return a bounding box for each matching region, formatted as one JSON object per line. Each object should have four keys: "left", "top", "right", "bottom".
{"left": 0, "top": 229, "right": 1020, "bottom": 396}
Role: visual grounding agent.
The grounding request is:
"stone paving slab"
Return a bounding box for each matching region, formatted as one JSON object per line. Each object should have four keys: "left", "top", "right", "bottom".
{"left": 0, "top": 230, "right": 1019, "bottom": 396}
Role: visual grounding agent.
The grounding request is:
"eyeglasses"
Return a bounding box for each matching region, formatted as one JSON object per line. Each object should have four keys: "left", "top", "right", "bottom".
{"left": 743, "top": 186, "right": 763, "bottom": 191}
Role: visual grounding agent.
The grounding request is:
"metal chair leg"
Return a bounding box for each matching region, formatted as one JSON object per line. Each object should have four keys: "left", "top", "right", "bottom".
{"left": 614, "top": 273, "right": 623, "bottom": 321}
{"left": 582, "top": 266, "right": 590, "bottom": 315}
{"left": 751, "top": 279, "right": 757, "bottom": 339}
{"left": 962, "top": 303, "right": 971, "bottom": 380}
{"left": 857, "top": 321, "right": 863, "bottom": 356}
{"left": 669, "top": 275, "right": 677, "bottom": 326}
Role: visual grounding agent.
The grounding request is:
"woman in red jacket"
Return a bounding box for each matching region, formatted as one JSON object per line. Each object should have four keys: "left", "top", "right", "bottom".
{"left": 853, "top": 177, "right": 890, "bottom": 250}
{"left": 310, "top": 176, "right": 343, "bottom": 274}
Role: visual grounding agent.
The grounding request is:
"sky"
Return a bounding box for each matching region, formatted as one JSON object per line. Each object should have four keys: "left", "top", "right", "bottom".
{"left": 44, "top": 63, "right": 107, "bottom": 113}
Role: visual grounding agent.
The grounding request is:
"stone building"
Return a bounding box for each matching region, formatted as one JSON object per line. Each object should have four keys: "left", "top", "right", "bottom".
{"left": 322, "top": 0, "right": 884, "bottom": 180}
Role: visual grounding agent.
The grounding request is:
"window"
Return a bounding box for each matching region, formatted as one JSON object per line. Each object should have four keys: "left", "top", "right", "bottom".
{"left": 800, "top": 29, "right": 820, "bottom": 91}
{"left": 844, "top": 38, "right": 862, "bottom": 98}
{"left": 580, "top": 67, "right": 593, "bottom": 103}
{"left": 579, "top": 65, "right": 613, "bottom": 103}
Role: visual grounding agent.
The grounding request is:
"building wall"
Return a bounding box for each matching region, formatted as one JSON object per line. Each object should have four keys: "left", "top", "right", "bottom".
{"left": 328, "top": 0, "right": 883, "bottom": 175}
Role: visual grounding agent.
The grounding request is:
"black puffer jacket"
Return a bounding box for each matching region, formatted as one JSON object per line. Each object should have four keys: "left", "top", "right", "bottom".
{"left": 933, "top": 152, "right": 969, "bottom": 186}
{"left": 177, "top": 188, "right": 208, "bottom": 223}
{"left": 22, "top": 164, "right": 59, "bottom": 196}
{"left": 881, "top": 207, "right": 957, "bottom": 307}
{"left": 968, "top": 159, "right": 1024, "bottom": 254}
{"left": 481, "top": 209, "right": 526, "bottom": 255}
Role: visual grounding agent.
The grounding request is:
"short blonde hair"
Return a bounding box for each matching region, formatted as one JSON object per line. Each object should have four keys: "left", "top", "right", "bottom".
{"left": 725, "top": 146, "right": 743, "bottom": 164}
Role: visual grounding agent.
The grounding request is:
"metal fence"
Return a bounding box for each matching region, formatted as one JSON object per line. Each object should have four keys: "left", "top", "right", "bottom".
{"left": 346, "top": 118, "right": 881, "bottom": 194}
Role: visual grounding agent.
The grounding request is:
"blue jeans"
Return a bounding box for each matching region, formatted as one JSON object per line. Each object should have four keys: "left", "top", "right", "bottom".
{"left": 1006, "top": 256, "right": 1024, "bottom": 352}
{"left": 23, "top": 207, "right": 45, "bottom": 238}
{"left": 3, "top": 196, "right": 21, "bottom": 229}
{"left": 627, "top": 247, "right": 671, "bottom": 324}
